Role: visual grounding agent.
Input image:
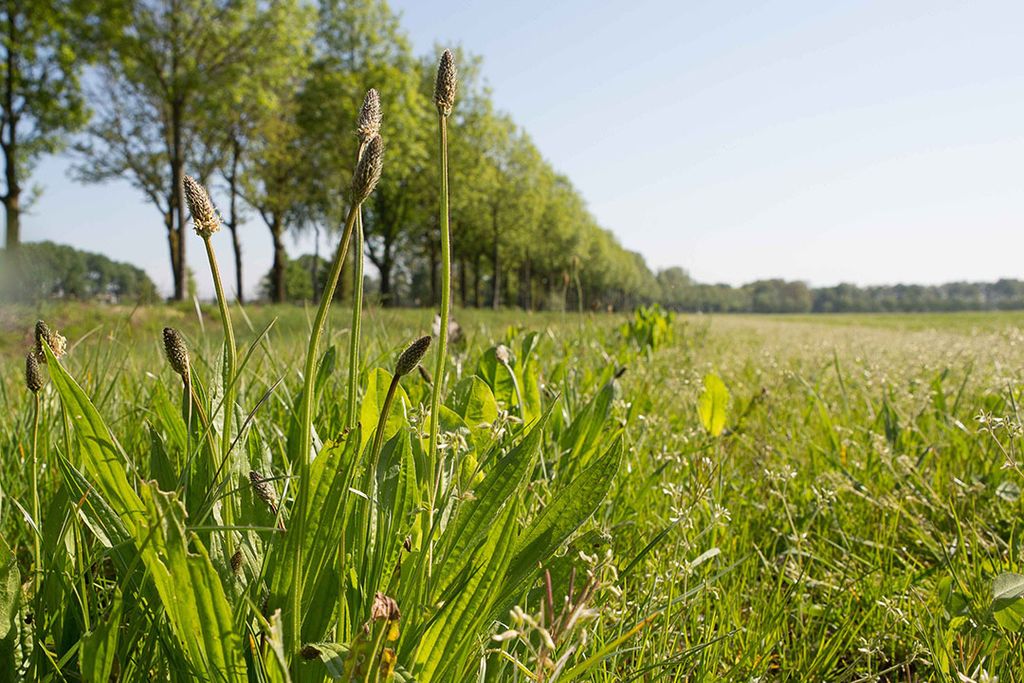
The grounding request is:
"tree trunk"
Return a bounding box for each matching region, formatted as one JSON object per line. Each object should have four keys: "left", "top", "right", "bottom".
{"left": 165, "top": 206, "right": 179, "bottom": 300}
{"left": 227, "top": 137, "right": 244, "bottom": 303}
{"left": 473, "top": 252, "right": 481, "bottom": 308}
{"left": 170, "top": 98, "right": 187, "bottom": 301}
{"left": 379, "top": 252, "right": 393, "bottom": 306}
{"left": 270, "top": 218, "right": 286, "bottom": 303}
{"left": 2, "top": 10, "right": 19, "bottom": 251}
{"left": 459, "top": 255, "right": 468, "bottom": 308}
{"left": 490, "top": 205, "right": 500, "bottom": 310}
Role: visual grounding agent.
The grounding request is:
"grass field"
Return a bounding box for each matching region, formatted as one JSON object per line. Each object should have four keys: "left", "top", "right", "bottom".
{"left": 2, "top": 304, "right": 1023, "bottom": 681}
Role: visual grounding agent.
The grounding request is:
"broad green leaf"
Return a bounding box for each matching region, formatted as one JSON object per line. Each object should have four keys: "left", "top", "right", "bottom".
{"left": 80, "top": 588, "right": 123, "bottom": 683}
{"left": 136, "top": 482, "right": 247, "bottom": 681}
{"left": 559, "top": 380, "right": 618, "bottom": 480}
{"left": 269, "top": 429, "right": 360, "bottom": 644}
{"left": 43, "top": 344, "right": 147, "bottom": 533}
{"left": 992, "top": 572, "right": 1024, "bottom": 630}
{"left": 698, "top": 373, "right": 729, "bottom": 437}
{"left": 475, "top": 346, "right": 517, "bottom": 409}
{"left": 413, "top": 502, "right": 520, "bottom": 682}
{"left": 360, "top": 369, "right": 409, "bottom": 452}
{"left": 504, "top": 439, "right": 623, "bottom": 601}
{"left": 0, "top": 538, "right": 18, "bottom": 642}
{"left": 434, "top": 406, "right": 553, "bottom": 591}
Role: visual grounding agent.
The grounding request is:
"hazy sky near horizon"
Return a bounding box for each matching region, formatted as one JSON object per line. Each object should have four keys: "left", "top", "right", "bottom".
{"left": 23, "top": 0, "right": 1024, "bottom": 298}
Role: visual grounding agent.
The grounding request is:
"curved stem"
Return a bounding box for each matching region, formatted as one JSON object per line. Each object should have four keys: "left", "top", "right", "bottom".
{"left": 346, "top": 142, "right": 368, "bottom": 430}
{"left": 292, "top": 200, "right": 361, "bottom": 664}
{"left": 30, "top": 394, "right": 41, "bottom": 671}
{"left": 202, "top": 236, "right": 238, "bottom": 548}
{"left": 427, "top": 112, "right": 451, "bottom": 551}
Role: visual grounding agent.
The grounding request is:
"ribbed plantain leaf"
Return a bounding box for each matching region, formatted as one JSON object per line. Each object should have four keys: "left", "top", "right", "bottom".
{"left": 269, "top": 429, "right": 360, "bottom": 644}
{"left": 502, "top": 438, "right": 623, "bottom": 606}
{"left": 136, "top": 482, "right": 247, "bottom": 681}
{"left": 42, "top": 344, "right": 147, "bottom": 533}
{"left": 412, "top": 501, "right": 520, "bottom": 681}
{"left": 80, "top": 588, "right": 123, "bottom": 683}
{"left": 433, "top": 405, "right": 552, "bottom": 592}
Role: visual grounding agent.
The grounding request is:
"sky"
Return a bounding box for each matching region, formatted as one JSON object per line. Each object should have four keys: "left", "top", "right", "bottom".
{"left": 23, "top": 0, "right": 1024, "bottom": 298}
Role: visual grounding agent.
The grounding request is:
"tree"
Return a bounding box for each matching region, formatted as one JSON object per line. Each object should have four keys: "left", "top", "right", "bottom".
{"left": 1, "top": 0, "right": 99, "bottom": 249}
{"left": 299, "top": 0, "right": 430, "bottom": 307}
{"left": 74, "top": 0, "right": 299, "bottom": 300}
{"left": 203, "top": 0, "right": 311, "bottom": 303}
{"left": 242, "top": 96, "right": 311, "bottom": 302}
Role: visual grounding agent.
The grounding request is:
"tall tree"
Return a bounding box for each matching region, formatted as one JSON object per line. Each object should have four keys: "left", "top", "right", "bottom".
{"left": 241, "top": 95, "right": 311, "bottom": 303}
{"left": 206, "top": 0, "right": 311, "bottom": 303}
{"left": 74, "top": 0, "right": 300, "bottom": 300}
{"left": 1, "top": 0, "right": 98, "bottom": 249}
{"left": 300, "top": 0, "right": 430, "bottom": 306}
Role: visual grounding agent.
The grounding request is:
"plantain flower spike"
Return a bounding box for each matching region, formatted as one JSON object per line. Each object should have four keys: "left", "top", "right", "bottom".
{"left": 395, "top": 335, "right": 431, "bottom": 377}
{"left": 434, "top": 49, "right": 457, "bottom": 116}
{"left": 183, "top": 175, "right": 221, "bottom": 238}
{"left": 162, "top": 327, "right": 190, "bottom": 381}
{"left": 25, "top": 353, "right": 44, "bottom": 393}
{"left": 351, "top": 134, "right": 384, "bottom": 202}
{"left": 248, "top": 470, "right": 279, "bottom": 513}
{"left": 34, "top": 320, "right": 67, "bottom": 363}
{"left": 357, "top": 88, "right": 382, "bottom": 144}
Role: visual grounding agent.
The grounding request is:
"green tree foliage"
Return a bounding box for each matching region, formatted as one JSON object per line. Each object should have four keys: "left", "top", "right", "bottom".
{"left": 0, "top": 240, "right": 158, "bottom": 302}
{"left": 1, "top": 0, "right": 100, "bottom": 249}
{"left": 73, "top": 0, "right": 305, "bottom": 301}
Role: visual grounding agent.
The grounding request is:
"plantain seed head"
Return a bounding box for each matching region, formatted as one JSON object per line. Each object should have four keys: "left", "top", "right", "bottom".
{"left": 395, "top": 335, "right": 431, "bottom": 377}
{"left": 34, "top": 320, "right": 67, "bottom": 363}
{"left": 371, "top": 592, "right": 401, "bottom": 622}
{"left": 25, "top": 353, "right": 44, "bottom": 393}
{"left": 357, "top": 89, "right": 382, "bottom": 144}
{"left": 248, "top": 470, "right": 279, "bottom": 513}
{"left": 183, "top": 175, "right": 221, "bottom": 238}
{"left": 434, "top": 49, "right": 457, "bottom": 116}
{"left": 162, "top": 327, "right": 190, "bottom": 381}
{"left": 351, "top": 135, "right": 384, "bottom": 203}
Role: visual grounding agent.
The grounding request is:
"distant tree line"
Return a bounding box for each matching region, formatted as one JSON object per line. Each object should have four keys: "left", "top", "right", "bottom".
{"left": 0, "top": 241, "right": 158, "bottom": 303}
{"left": 654, "top": 267, "right": 1024, "bottom": 313}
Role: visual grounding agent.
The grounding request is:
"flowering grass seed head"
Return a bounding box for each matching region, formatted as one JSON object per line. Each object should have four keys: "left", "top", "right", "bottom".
{"left": 396, "top": 335, "right": 431, "bottom": 377}
{"left": 162, "top": 327, "right": 190, "bottom": 380}
{"left": 25, "top": 353, "right": 44, "bottom": 393}
{"left": 352, "top": 134, "right": 384, "bottom": 202}
{"left": 183, "top": 175, "right": 220, "bottom": 237}
{"left": 434, "top": 49, "right": 457, "bottom": 116}
{"left": 357, "top": 89, "right": 382, "bottom": 144}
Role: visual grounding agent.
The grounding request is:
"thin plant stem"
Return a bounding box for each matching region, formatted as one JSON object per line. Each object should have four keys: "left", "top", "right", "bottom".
{"left": 427, "top": 111, "right": 451, "bottom": 552}
{"left": 202, "top": 235, "right": 238, "bottom": 549}
{"left": 370, "top": 375, "right": 400, "bottom": 466}
{"left": 345, "top": 140, "right": 368, "bottom": 430}
{"left": 30, "top": 395, "right": 41, "bottom": 591}
{"left": 30, "top": 394, "right": 41, "bottom": 674}
{"left": 292, "top": 199, "right": 361, "bottom": 665}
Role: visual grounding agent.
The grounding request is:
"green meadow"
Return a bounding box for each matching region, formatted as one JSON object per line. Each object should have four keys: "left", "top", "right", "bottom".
{"left": 2, "top": 305, "right": 1022, "bottom": 681}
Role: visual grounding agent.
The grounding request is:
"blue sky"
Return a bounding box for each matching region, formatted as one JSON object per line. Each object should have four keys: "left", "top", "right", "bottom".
{"left": 24, "top": 0, "right": 1024, "bottom": 298}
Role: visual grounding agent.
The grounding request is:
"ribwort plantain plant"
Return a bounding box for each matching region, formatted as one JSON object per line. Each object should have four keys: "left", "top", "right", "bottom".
{"left": 426, "top": 49, "right": 457, "bottom": 550}
{"left": 346, "top": 89, "right": 381, "bottom": 431}
{"left": 5, "top": 68, "right": 633, "bottom": 683}
{"left": 292, "top": 104, "right": 384, "bottom": 666}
